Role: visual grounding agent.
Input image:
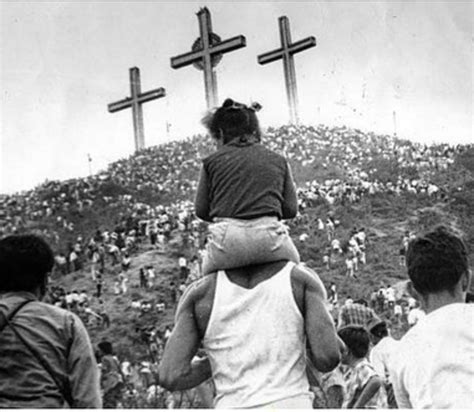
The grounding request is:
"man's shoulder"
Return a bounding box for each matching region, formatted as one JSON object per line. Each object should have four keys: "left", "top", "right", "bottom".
{"left": 179, "top": 275, "right": 216, "bottom": 307}
{"left": 290, "top": 264, "right": 326, "bottom": 297}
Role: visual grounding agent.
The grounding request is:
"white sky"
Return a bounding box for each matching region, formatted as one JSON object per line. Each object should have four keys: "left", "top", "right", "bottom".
{"left": 0, "top": 1, "right": 472, "bottom": 194}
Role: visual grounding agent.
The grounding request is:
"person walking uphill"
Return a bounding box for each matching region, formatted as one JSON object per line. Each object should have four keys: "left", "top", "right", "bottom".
{"left": 390, "top": 225, "right": 474, "bottom": 409}
{"left": 158, "top": 260, "right": 342, "bottom": 408}
{"left": 0, "top": 234, "right": 101, "bottom": 408}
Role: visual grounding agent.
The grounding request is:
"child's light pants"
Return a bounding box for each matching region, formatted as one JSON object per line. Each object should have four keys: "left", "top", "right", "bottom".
{"left": 202, "top": 216, "right": 300, "bottom": 275}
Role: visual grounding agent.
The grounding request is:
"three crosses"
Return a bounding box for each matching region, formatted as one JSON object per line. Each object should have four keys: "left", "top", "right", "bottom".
{"left": 108, "top": 7, "right": 316, "bottom": 152}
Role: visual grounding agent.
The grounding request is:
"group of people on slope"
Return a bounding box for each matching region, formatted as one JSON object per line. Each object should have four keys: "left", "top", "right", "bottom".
{"left": 0, "top": 99, "right": 473, "bottom": 408}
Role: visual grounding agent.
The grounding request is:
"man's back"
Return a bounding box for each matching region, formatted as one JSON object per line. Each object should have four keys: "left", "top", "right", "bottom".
{"left": 0, "top": 291, "right": 101, "bottom": 408}
{"left": 160, "top": 260, "right": 341, "bottom": 408}
{"left": 391, "top": 303, "right": 474, "bottom": 409}
{"left": 203, "top": 262, "right": 310, "bottom": 408}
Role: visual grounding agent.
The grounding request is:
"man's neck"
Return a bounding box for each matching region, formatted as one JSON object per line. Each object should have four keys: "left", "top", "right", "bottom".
{"left": 225, "top": 260, "right": 288, "bottom": 289}
{"left": 422, "top": 290, "right": 464, "bottom": 314}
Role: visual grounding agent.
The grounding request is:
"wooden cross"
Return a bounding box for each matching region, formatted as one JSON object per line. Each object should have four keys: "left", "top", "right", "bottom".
{"left": 108, "top": 67, "right": 166, "bottom": 152}
{"left": 258, "top": 16, "right": 316, "bottom": 125}
{"left": 170, "top": 7, "right": 246, "bottom": 109}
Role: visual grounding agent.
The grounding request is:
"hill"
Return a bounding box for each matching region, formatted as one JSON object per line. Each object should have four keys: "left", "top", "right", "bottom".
{"left": 1, "top": 124, "right": 473, "bottom": 364}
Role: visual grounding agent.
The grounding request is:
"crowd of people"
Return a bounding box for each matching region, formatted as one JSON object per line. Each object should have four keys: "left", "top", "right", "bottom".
{"left": 0, "top": 115, "right": 472, "bottom": 409}
{"left": 0, "top": 124, "right": 469, "bottom": 254}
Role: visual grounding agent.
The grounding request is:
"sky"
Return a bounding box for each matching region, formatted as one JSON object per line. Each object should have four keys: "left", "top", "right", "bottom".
{"left": 0, "top": 0, "right": 472, "bottom": 194}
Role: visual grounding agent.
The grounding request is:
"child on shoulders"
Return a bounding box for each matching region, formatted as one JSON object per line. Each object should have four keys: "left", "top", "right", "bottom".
{"left": 195, "top": 98, "right": 300, "bottom": 275}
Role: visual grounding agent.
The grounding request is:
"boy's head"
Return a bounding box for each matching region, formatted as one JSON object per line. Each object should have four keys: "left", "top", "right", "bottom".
{"left": 202, "top": 98, "right": 262, "bottom": 144}
{"left": 338, "top": 325, "right": 370, "bottom": 364}
{"left": 406, "top": 225, "right": 470, "bottom": 298}
{"left": 0, "top": 234, "right": 54, "bottom": 294}
{"left": 98, "top": 340, "right": 114, "bottom": 355}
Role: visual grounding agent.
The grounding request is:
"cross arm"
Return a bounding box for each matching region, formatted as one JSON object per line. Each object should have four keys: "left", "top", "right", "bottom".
{"left": 258, "top": 36, "right": 317, "bottom": 65}
{"left": 136, "top": 88, "right": 166, "bottom": 104}
{"left": 108, "top": 88, "right": 166, "bottom": 113}
{"left": 288, "top": 36, "right": 317, "bottom": 56}
{"left": 171, "top": 35, "right": 246, "bottom": 69}
{"left": 258, "top": 48, "right": 284, "bottom": 65}
{"left": 108, "top": 98, "right": 132, "bottom": 113}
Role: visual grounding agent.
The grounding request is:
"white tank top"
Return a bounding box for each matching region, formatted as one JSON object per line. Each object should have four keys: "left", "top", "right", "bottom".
{"left": 202, "top": 262, "right": 311, "bottom": 408}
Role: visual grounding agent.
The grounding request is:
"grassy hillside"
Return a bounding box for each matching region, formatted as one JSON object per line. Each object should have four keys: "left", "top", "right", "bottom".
{"left": 3, "top": 125, "right": 473, "bottom": 361}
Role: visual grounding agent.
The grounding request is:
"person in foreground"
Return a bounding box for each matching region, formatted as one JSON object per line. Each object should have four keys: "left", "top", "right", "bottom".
{"left": 0, "top": 234, "right": 101, "bottom": 408}
{"left": 158, "top": 260, "right": 342, "bottom": 408}
{"left": 390, "top": 225, "right": 474, "bottom": 409}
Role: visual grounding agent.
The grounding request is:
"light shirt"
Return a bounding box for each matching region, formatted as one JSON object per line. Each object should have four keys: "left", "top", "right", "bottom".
{"left": 407, "top": 307, "right": 425, "bottom": 326}
{"left": 342, "top": 358, "right": 387, "bottom": 409}
{"left": 203, "top": 262, "right": 312, "bottom": 408}
{"left": 390, "top": 303, "right": 474, "bottom": 409}
{"left": 370, "top": 336, "right": 398, "bottom": 381}
{"left": 386, "top": 287, "right": 395, "bottom": 302}
{"left": 178, "top": 257, "right": 187, "bottom": 267}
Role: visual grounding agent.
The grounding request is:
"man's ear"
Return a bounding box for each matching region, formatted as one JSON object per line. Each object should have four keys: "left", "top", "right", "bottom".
{"left": 38, "top": 273, "right": 49, "bottom": 300}
{"left": 461, "top": 269, "right": 472, "bottom": 293}
{"left": 406, "top": 281, "right": 419, "bottom": 300}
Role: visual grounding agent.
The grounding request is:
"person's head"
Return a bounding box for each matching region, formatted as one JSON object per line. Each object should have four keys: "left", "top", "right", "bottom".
{"left": 0, "top": 234, "right": 54, "bottom": 296}
{"left": 338, "top": 325, "right": 370, "bottom": 364}
{"left": 98, "top": 340, "right": 114, "bottom": 356}
{"left": 406, "top": 225, "right": 470, "bottom": 301}
{"left": 201, "top": 98, "right": 262, "bottom": 145}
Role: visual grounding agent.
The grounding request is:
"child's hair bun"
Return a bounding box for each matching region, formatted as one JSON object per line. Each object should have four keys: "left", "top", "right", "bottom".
{"left": 222, "top": 98, "right": 235, "bottom": 108}
{"left": 250, "top": 102, "right": 262, "bottom": 112}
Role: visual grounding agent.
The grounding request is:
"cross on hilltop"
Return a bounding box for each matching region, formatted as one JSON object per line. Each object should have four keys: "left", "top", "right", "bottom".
{"left": 108, "top": 67, "right": 166, "bottom": 152}
{"left": 258, "top": 16, "right": 317, "bottom": 125}
{"left": 170, "top": 7, "right": 247, "bottom": 109}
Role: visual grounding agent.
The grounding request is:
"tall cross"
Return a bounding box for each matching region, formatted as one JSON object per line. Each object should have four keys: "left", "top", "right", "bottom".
{"left": 258, "top": 16, "right": 316, "bottom": 124}
{"left": 170, "top": 7, "right": 246, "bottom": 109}
{"left": 108, "top": 67, "right": 166, "bottom": 152}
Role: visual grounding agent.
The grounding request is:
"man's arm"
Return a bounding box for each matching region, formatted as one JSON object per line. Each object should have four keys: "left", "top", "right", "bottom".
{"left": 158, "top": 284, "right": 212, "bottom": 391}
{"left": 195, "top": 167, "right": 212, "bottom": 222}
{"left": 390, "top": 358, "right": 412, "bottom": 408}
{"left": 296, "top": 266, "right": 341, "bottom": 372}
{"left": 67, "top": 314, "right": 102, "bottom": 408}
{"left": 352, "top": 376, "right": 382, "bottom": 408}
{"left": 281, "top": 162, "right": 298, "bottom": 219}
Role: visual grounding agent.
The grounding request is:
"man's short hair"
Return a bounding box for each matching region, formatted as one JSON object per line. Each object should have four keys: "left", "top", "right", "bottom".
{"left": 0, "top": 234, "right": 54, "bottom": 292}
{"left": 98, "top": 341, "right": 114, "bottom": 355}
{"left": 406, "top": 225, "right": 468, "bottom": 295}
{"left": 338, "top": 325, "right": 370, "bottom": 359}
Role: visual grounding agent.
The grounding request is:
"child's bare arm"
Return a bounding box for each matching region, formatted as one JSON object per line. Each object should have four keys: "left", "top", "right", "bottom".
{"left": 195, "top": 167, "right": 212, "bottom": 222}
{"left": 281, "top": 162, "right": 298, "bottom": 219}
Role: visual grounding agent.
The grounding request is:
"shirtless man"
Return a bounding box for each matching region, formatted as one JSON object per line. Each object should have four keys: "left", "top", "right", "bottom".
{"left": 158, "top": 261, "right": 342, "bottom": 408}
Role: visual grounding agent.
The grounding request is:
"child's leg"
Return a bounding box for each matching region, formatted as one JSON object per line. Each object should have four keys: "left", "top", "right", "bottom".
{"left": 202, "top": 218, "right": 300, "bottom": 275}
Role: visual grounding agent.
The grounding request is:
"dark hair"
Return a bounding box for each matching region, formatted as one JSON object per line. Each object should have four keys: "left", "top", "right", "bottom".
{"left": 370, "top": 322, "right": 388, "bottom": 339}
{"left": 406, "top": 225, "right": 468, "bottom": 295}
{"left": 0, "top": 234, "right": 54, "bottom": 292}
{"left": 202, "top": 98, "right": 262, "bottom": 144}
{"left": 98, "top": 340, "right": 114, "bottom": 355}
{"left": 338, "top": 326, "right": 370, "bottom": 359}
